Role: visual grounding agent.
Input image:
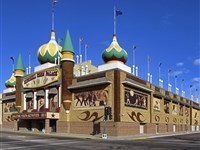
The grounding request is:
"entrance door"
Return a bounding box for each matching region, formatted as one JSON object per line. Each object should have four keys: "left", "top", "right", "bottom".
{"left": 173, "top": 124, "right": 176, "bottom": 132}
{"left": 139, "top": 124, "right": 144, "bottom": 134}
{"left": 50, "top": 119, "right": 57, "bottom": 132}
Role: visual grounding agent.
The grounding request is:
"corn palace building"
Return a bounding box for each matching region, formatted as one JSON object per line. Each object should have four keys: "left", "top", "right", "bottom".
{"left": 1, "top": 28, "right": 200, "bottom": 136}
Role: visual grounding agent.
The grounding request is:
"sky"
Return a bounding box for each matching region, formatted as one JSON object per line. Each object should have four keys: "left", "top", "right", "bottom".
{"left": 0, "top": 0, "right": 199, "bottom": 101}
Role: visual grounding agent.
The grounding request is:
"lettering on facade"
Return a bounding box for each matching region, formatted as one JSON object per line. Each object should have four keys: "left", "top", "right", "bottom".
{"left": 22, "top": 68, "right": 60, "bottom": 88}
{"left": 12, "top": 113, "right": 47, "bottom": 119}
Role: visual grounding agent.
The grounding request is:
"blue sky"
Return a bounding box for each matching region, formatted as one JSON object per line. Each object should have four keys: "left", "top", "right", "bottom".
{"left": 0, "top": 0, "right": 199, "bottom": 101}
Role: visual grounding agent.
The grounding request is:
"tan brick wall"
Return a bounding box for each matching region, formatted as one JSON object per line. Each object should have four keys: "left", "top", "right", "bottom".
{"left": 2, "top": 121, "right": 15, "bottom": 130}
{"left": 158, "top": 123, "right": 167, "bottom": 133}
{"left": 57, "top": 121, "right": 70, "bottom": 133}
{"left": 145, "top": 123, "right": 156, "bottom": 134}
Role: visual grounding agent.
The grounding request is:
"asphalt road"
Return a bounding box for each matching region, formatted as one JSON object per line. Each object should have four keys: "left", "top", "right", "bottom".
{"left": 1, "top": 132, "right": 200, "bottom": 150}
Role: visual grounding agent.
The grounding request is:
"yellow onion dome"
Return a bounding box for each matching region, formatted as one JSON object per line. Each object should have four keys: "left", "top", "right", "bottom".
{"left": 5, "top": 73, "right": 16, "bottom": 88}
{"left": 37, "top": 30, "right": 62, "bottom": 64}
{"left": 102, "top": 34, "right": 128, "bottom": 64}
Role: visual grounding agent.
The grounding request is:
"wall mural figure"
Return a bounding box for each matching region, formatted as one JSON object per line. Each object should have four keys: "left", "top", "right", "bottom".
{"left": 179, "top": 105, "right": 183, "bottom": 116}
{"left": 26, "top": 98, "right": 33, "bottom": 112}
{"left": 185, "top": 107, "right": 189, "bottom": 117}
{"left": 153, "top": 98, "right": 160, "bottom": 111}
{"left": 164, "top": 100, "right": 169, "bottom": 114}
{"left": 172, "top": 104, "right": 177, "bottom": 115}
{"left": 125, "top": 89, "right": 148, "bottom": 110}
{"left": 74, "top": 89, "right": 108, "bottom": 107}
{"left": 4, "top": 102, "right": 17, "bottom": 113}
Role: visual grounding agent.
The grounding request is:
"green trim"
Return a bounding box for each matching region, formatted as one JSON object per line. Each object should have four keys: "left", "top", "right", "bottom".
{"left": 15, "top": 54, "right": 25, "bottom": 71}
{"left": 62, "top": 30, "right": 74, "bottom": 53}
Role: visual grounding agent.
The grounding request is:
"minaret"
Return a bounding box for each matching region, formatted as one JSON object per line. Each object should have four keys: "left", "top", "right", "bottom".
{"left": 61, "top": 30, "right": 74, "bottom": 112}
{"left": 14, "top": 54, "right": 25, "bottom": 112}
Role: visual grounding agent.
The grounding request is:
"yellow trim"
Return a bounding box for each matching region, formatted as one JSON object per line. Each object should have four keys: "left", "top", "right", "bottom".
{"left": 15, "top": 70, "right": 24, "bottom": 76}
{"left": 62, "top": 52, "right": 74, "bottom": 60}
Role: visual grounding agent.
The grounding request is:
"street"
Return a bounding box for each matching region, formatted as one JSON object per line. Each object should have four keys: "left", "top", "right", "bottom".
{"left": 1, "top": 132, "right": 200, "bottom": 150}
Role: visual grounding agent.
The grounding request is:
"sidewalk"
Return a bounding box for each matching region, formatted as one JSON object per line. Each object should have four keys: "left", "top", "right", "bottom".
{"left": 1, "top": 128, "right": 200, "bottom": 141}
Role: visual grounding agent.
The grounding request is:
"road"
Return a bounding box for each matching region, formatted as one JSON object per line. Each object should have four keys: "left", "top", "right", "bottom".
{"left": 1, "top": 132, "right": 200, "bottom": 150}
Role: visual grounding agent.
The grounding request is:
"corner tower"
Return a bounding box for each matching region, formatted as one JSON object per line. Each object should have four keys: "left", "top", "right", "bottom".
{"left": 14, "top": 54, "right": 25, "bottom": 112}
{"left": 61, "top": 30, "right": 74, "bottom": 112}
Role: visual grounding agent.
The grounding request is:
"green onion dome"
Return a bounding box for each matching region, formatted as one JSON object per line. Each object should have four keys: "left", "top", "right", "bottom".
{"left": 102, "top": 34, "right": 128, "bottom": 64}
{"left": 5, "top": 73, "right": 16, "bottom": 88}
{"left": 37, "top": 30, "right": 62, "bottom": 64}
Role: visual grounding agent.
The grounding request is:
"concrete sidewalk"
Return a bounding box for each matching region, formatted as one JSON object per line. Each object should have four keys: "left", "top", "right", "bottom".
{"left": 1, "top": 128, "right": 200, "bottom": 141}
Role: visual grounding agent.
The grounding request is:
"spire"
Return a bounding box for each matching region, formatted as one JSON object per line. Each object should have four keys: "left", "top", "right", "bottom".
{"left": 52, "top": 0, "right": 58, "bottom": 31}
{"left": 15, "top": 54, "right": 24, "bottom": 71}
{"left": 61, "top": 30, "right": 74, "bottom": 62}
{"left": 62, "top": 30, "right": 74, "bottom": 53}
{"left": 15, "top": 54, "right": 25, "bottom": 77}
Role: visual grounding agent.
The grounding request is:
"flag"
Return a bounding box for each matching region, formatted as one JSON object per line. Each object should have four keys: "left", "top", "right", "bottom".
{"left": 79, "top": 37, "right": 83, "bottom": 42}
{"left": 10, "top": 57, "right": 14, "bottom": 62}
{"left": 147, "top": 56, "right": 151, "bottom": 63}
{"left": 52, "top": 0, "right": 58, "bottom": 5}
{"left": 116, "top": 10, "right": 122, "bottom": 16}
{"left": 168, "top": 69, "right": 171, "bottom": 73}
{"left": 159, "top": 62, "right": 162, "bottom": 67}
{"left": 85, "top": 44, "right": 89, "bottom": 48}
{"left": 133, "top": 44, "right": 136, "bottom": 49}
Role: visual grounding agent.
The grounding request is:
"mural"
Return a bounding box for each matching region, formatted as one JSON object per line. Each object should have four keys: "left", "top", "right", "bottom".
{"left": 127, "top": 111, "right": 145, "bottom": 122}
{"left": 37, "top": 97, "right": 45, "bottom": 112}
{"left": 74, "top": 89, "right": 108, "bottom": 107}
{"left": 26, "top": 98, "right": 33, "bottom": 112}
{"left": 153, "top": 98, "right": 161, "bottom": 111}
{"left": 164, "top": 100, "right": 169, "bottom": 113}
{"left": 172, "top": 104, "right": 177, "bottom": 115}
{"left": 179, "top": 105, "right": 184, "bottom": 116}
{"left": 125, "top": 89, "right": 148, "bottom": 110}
{"left": 4, "top": 102, "right": 17, "bottom": 113}
{"left": 185, "top": 107, "right": 189, "bottom": 117}
{"left": 49, "top": 94, "right": 58, "bottom": 112}
{"left": 78, "top": 111, "right": 103, "bottom": 121}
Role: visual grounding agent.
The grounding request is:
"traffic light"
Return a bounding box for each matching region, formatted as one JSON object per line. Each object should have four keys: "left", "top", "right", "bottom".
{"left": 108, "top": 107, "right": 112, "bottom": 120}
{"left": 104, "top": 107, "right": 108, "bottom": 121}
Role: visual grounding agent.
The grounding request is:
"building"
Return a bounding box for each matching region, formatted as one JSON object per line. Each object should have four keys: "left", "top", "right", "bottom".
{"left": 0, "top": 3, "right": 199, "bottom": 136}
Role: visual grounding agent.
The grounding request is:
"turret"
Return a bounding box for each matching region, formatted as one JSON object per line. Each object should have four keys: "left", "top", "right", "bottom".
{"left": 61, "top": 30, "right": 74, "bottom": 112}
{"left": 14, "top": 54, "right": 25, "bottom": 112}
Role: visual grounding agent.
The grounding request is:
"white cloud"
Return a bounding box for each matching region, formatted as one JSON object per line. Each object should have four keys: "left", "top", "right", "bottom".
{"left": 176, "top": 62, "right": 184, "bottom": 67}
{"left": 171, "top": 70, "right": 183, "bottom": 76}
{"left": 192, "top": 77, "right": 200, "bottom": 82}
{"left": 194, "top": 58, "right": 200, "bottom": 65}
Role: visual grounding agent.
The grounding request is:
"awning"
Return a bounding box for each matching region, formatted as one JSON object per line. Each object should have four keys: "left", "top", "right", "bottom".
{"left": 49, "top": 87, "right": 58, "bottom": 94}
{"left": 68, "top": 77, "right": 111, "bottom": 90}
{"left": 0, "top": 95, "right": 16, "bottom": 101}
{"left": 25, "top": 92, "right": 33, "bottom": 98}
{"left": 122, "top": 78, "right": 153, "bottom": 92}
{"left": 36, "top": 90, "right": 44, "bottom": 96}
{"left": 153, "top": 91, "right": 163, "bottom": 98}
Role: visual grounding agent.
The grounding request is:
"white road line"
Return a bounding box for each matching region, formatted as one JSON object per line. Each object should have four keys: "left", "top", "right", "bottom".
{"left": 2, "top": 141, "right": 86, "bottom": 150}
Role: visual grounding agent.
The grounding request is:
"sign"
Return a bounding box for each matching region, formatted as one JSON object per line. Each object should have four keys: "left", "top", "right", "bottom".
{"left": 22, "top": 68, "right": 60, "bottom": 88}
{"left": 12, "top": 112, "right": 47, "bottom": 119}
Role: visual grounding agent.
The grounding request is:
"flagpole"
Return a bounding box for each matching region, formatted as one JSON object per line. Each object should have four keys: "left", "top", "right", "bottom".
{"left": 114, "top": 6, "right": 116, "bottom": 35}
{"left": 85, "top": 44, "right": 88, "bottom": 61}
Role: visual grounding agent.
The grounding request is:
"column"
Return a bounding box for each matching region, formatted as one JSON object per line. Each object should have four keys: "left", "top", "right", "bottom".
{"left": 45, "top": 89, "right": 49, "bottom": 109}
{"left": 58, "top": 86, "right": 61, "bottom": 108}
{"left": 23, "top": 93, "right": 26, "bottom": 110}
{"left": 33, "top": 91, "right": 37, "bottom": 110}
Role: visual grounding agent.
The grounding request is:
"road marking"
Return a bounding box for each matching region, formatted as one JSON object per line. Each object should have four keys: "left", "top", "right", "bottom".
{"left": 2, "top": 141, "right": 87, "bottom": 149}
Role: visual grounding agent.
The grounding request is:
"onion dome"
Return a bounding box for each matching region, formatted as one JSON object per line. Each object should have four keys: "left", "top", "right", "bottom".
{"left": 5, "top": 73, "right": 16, "bottom": 88}
{"left": 102, "top": 34, "right": 128, "bottom": 64}
{"left": 37, "top": 30, "right": 62, "bottom": 64}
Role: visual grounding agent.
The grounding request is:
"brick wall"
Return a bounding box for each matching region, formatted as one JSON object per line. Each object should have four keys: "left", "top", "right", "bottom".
{"left": 145, "top": 123, "right": 156, "bottom": 134}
